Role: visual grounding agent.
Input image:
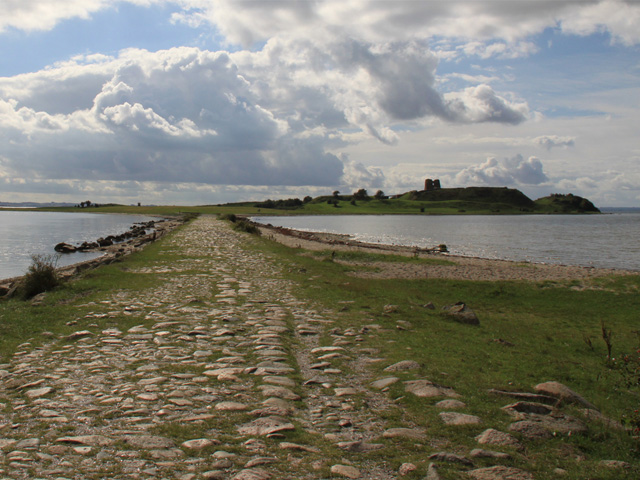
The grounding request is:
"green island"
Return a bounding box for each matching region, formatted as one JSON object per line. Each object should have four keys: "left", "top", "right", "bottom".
{"left": 0, "top": 208, "right": 637, "bottom": 479}
{"left": 33, "top": 187, "right": 600, "bottom": 217}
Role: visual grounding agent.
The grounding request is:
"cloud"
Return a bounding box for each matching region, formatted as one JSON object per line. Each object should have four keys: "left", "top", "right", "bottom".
{"left": 7, "top": 2, "right": 638, "bottom": 50}
{"left": 0, "top": 35, "right": 532, "bottom": 195}
{"left": 0, "top": 0, "right": 107, "bottom": 33}
{"left": 455, "top": 154, "right": 549, "bottom": 186}
{"left": 0, "top": 47, "right": 343, "bottom": 186}
{"left": 459, "top": 40, "right": 539, "bottom": 59}
{"left": 171, "top": 1, "right": 640, "bottom": 48}
{"left": 339, "top": 156, "right": 386, "bottom": 191}
{"left": 534, "top": 135, "right": 576, "bottom": 150}
{"left": 2, "top": 1, "right": 638, "bottom": 206}
{"left": 444, "top": 85, "right": 529, "bottom": 124}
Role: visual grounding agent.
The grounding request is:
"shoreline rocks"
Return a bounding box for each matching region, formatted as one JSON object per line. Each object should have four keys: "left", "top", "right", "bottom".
{"left": 0, "top": 216, "right": 183, "bottom": 298}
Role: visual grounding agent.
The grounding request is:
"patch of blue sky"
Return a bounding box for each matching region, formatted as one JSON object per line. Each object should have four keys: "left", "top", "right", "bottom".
{"left": 0, "top": 3, "right": 224, "bottom": 77}
{"left": 436, "top": 28, "right": 639, "bottom": 116}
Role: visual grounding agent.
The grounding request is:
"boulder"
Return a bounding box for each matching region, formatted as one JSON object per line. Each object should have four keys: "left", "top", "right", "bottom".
{"left": 533, "top": 381, "right": 597, "bottom": 410}
{"left": 54, "top": 242, "right": 76, "bottom": 253}
{"left": 441, "top": 302, "right": 479, "bottom": 325}
{"left": 503, "top": 402, "right": 587, "bottom": 435}
{"left": 97, "top": 237, "right": 113, "bottom": 247}
{"left": 78, "top": 241, "right": 99, "bottom": 251}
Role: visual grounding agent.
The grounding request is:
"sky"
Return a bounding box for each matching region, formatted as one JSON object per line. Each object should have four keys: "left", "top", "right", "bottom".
{"left": 0, "top": 1, "right": 639, "bottom": 207}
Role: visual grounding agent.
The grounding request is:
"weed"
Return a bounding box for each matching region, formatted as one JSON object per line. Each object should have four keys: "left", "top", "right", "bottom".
{"left": 20, "top": 254, "right": 61, "bottom": 299}
{"left": 602, "top": 321, "right": 613, "bottom": 361}
{"left": 232, "top": 219, "right": 261, "bottom": 235}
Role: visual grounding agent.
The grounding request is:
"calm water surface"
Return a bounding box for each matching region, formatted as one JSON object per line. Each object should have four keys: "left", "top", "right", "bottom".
{"left": 253, "top": 214, "right": 640, "bottom": 271}
{"left": 0, "top": 211, "right": 158, "bottom": 279}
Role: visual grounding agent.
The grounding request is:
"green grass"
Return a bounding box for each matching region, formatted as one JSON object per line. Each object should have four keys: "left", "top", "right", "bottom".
{"left": 249, "top": 235, "right": 640, "bottom": 478}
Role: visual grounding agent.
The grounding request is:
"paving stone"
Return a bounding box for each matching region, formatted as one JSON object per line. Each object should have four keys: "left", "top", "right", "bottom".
{"left": 383, "top": 360, "right": 420, "bottom": 372}
{"left": 467, "top": 466, "right": 534, "bottom": 479}
{"left": 56, "top": 435, "right": 115, "bottom": 447}
{"left": 279, "top": 442, "right": 320, "bottom": 453}
{"left": 330, "top": 464, "right": 361, "bottom": 478}
{"left": 509, "top": 420, "right": 553, "bottom": 440}
{"left": 337, "top": 441, "right": 385, "bottom": 452}
{"left": 382, "top": 428, "right": 426, "bottom": 440}
{"left": 122, "top": 435, "right": 176, "bottom": 449}
{"left": 25, "top": 387, "right": 54, "bottom": 399}
{"left": 435, "top": 399, "right": 466, "bottom": 409}
{"left": 257, "top": 385, "right": 301, "bottom": 400}
{"left": 215, "top": 401, "right": 248, "bottom": 411}
{"left": 370, "top": 377, "right": 399, "bottom": 390}
{"left": 181, "top": 439, "right": 217, "bottom": 450}
{"left": 533, "top": 381, "right": 597, "bottom": 409}
{"left": 439, "top": 412, "right": 482, "bottom": 425}
{"left": 334, "top": 387, "right": 357, "bottom": 396}
{"left": 404, "top": 380, "right": 460, "bottom": 398}
{"left": 399, "top": 463, "right": 417, "bottom": 475}
{"left": 245, "top": 457, "right": 278, "bottom": 468}
{"left": 237, "top": 416, "right": 295, "bottom": 436}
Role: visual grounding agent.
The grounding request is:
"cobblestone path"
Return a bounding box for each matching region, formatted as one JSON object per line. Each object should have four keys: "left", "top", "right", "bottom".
{"left": 0, "top": 216, "right": 413, "bottom": 479}
{"left": 0, "top": 216, "right": 586, "bottom": 479}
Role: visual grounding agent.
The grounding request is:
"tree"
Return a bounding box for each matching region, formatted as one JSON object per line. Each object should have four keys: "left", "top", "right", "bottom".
{"left": 333, "top": 190, "right": 340, "bottom": 197}
{"left": 374, "top": 190, "right": 385, "bottom": 200}
{"left": 353, "top": 188, "right": 369, "bottom": 200}
{"left": 303, "top": 196, "right": 313, "bottom": 203}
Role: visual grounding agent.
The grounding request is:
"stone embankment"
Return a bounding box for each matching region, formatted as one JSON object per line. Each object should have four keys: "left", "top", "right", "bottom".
{"left": 0, "top": 216, "right": 632, "bottom": 479}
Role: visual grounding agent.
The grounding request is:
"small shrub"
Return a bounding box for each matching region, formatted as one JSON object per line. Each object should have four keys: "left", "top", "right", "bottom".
{"left": 232, "top": 219, "right": 261, "bottom": 235}
{"left": 181, "top": 212, "right": 200, "bottom": 222}
{"left": 219, "top": 213, "right": 237, "bottom": 223}
{"left": 21, "top": 254, "right": 60, "bottom": 299}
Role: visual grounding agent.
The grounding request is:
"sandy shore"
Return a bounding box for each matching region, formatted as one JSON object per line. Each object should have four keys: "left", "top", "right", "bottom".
{"left": 257, "top": 223, "right": 638, "bottom": 282}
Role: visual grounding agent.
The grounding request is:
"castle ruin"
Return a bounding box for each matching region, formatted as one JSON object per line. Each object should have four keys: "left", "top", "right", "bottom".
{"left": 425, "top": 178, "right": 441, "bottom": 191}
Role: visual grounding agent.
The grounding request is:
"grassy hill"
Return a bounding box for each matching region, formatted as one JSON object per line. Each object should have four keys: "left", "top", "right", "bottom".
{"left": 31, "top": 187, "right": 600, "bottom": 217}
{"left": 265, "top": 187, "right": 601, "bottom": 216}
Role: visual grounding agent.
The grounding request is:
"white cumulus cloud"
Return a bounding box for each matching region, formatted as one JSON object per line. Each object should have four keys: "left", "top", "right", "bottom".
{"left": 455, "top": 154, "right": 549, "bottom": 186}
{"left": 534, "top": 135, "right": 576, "bottom": 150}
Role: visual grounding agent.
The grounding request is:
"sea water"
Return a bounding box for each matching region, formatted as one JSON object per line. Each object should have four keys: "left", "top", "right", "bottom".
{"left": 252, "top": 213, "right": 640, "bottom": 271}
{"left": 0, "top": 211, "right": 158, "bottom": 279}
